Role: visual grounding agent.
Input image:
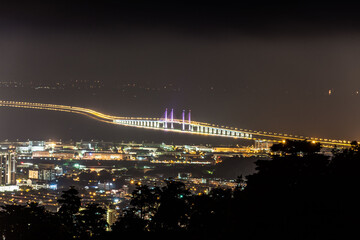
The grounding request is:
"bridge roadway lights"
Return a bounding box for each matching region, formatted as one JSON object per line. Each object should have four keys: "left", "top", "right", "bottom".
{"left": 6, "top": 101, "right": 352, "bottom": 145}
{"left": 112, "top": 119, "right": 255, "bottom": 139}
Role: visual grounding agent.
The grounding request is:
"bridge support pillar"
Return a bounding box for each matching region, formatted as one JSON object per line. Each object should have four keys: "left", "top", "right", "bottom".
{"left": 182, "top": 110, "right": 185, "bottom": 131}
{"left": 188, "top": 110, "right": 191, "bottom": 131}
{"left": 171, "top": 109, "right": 174, "bottom": 129}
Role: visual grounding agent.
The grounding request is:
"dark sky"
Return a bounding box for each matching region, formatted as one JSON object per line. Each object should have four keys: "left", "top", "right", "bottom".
{"left": 2, "top": 1, "right": 360, "bottom": 88}
{"left": 2, "top": 1, "right": 360, "bottom": 143}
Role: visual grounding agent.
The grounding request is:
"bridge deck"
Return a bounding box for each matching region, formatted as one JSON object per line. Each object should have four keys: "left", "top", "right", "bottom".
{"left": 0, "top": 100, "right": 352, "bottom": 147}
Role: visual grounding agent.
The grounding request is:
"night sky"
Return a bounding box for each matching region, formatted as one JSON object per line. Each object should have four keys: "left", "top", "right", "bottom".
{"left": 2, "top": 1, "right": 360, "bottom": 143}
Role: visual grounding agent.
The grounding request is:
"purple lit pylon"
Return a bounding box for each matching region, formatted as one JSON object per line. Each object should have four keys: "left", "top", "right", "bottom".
{"left": 182, "top": 110, "right": 185, "bottom": 131}
{"left": 188, "top": 110, "right": 191, "bottom": 131}
{"left": 171, "top": 108, "right": 174, "bottom": 129}
{"left": 164, "top": 108, "right": 168, "bottom": 128}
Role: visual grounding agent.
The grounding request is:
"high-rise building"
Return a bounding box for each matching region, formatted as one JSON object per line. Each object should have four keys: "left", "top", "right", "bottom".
{"left": 28, "top": 169, "right": 56, "bottom": 181}
{"left": 0, "top": 151, "right": 16, "bottom": 185}
{"left": 106, "top": 207, "right": 118, "bottom": 230}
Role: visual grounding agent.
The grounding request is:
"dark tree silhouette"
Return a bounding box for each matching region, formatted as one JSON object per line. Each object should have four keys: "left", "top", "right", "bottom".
{"left": 78, "top": 204, "right": 108, "bottom": 239}
{"left": 111, "top": 209, "right": 148, "bottom": 233}
{"left": 97, "top": 170, "right": 112, "bottom": 182}
{"left": 79, "top": 170, "right": 98, "bottom": 182}
{"left": 239, "top": 140, "right": 338, "bottom": 239}
{"left": 58, "top": 186, "right": 81, "bottom": 215}
{"left": 0, "top": 203, "right": 66, "bottom": 240}
{"left": 188, "top": 187, "right": 234, "bottom": 238}
{"left": 327, "top": 141, "right": 360, "bottom": 235}
{"left": 214, "top": 156, "right": 259, "bottom": 179}
{"left": 151, "top": 180, "right": 191, "bottom": 232}
{"left": 57, "top": 186, "right": 82, "bottom": 238}
{"left": 271, "top": 139, "right": 321, "bottom": 155}
{"left": 130, "top": 185, "right": 160, "bottom": 220}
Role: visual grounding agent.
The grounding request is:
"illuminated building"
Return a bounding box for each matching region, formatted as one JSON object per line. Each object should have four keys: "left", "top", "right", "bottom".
{"left": 0, "top": 151, "right": 16, "bottom": 185}
{"left": 106, "top": 207, "right": 118, "bottom": 230}
{"left": 212, "top": 147, "right": 251, "bottom": 153}
{"left": 98, "top": 182, "right": 115, "bottom": 190}
{"left": 41, "top": 169, "right": 56, "bottom": 181}
{"left": 52, "top": 152, "right": 75, "bottom": 159}
{"left": 82, "top": 152, "right": 128, "bottom": 160}
{"left": 28, "top": 163, "right": 56, "bottom": 181}
{"left": 32, "top": 151, "right": 51, "bottom": 158}
{"left": 29, "top": 141, "right": 46, "bottom": 152}
{"left": 29, "top": 169, "right": 39, "bottom": 179}
{"left": 0, "top": 185, "right": 19, "bottom": 192}
{"left": 32, "top": 151, "right": 74, "bottom": 160}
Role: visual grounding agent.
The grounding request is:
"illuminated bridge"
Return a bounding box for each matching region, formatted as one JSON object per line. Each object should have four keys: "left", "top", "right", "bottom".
{"left": 0, "top": 100, "right": 352, "bottom": 147}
